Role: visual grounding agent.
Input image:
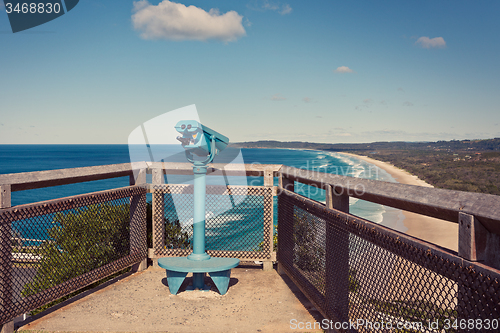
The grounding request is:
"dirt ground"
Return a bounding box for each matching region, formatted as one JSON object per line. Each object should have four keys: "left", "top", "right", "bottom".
{"left": 18, "top": 263, "right": 324, "bottom": 332}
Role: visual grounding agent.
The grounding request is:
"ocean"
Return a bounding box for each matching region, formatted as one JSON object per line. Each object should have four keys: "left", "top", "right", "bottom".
{"left": 0, "top": 145, "right": 406, "bottom": 243}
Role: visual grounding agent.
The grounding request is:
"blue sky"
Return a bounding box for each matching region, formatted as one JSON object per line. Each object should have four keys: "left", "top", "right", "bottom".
{"left": 1, "top": 0, "right": 500, "bottom": 144}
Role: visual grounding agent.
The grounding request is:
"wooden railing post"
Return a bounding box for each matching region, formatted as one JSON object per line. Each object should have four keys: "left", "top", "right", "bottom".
{"left": 263, "top": 169, "right": 274, "bottom": 271}
{"left": 279, "top": 173, "right": 294, "bottom": 193}
{"left": 457, "top": 212, "right": 490, "bottom": 322}
{"left": 458, "top": 212, "right": 487, "bottom": 262}
{"left": 277, "top": 173, "right": 294, "bottom": 275}
{"left": 151, "top": 169, "right": 165, "bottom": 268}
{"left": 130, "top": 170, "right": 147, "bottom": 272}
{"left": 325, "top": 184, "right": 350, "bottom": 324}
{"left": 130, "top": 168, "right": 146, "bottom": 186}
{"left": 152, "top": 168, "right": 165, "bottom": 186}
{"left": 0, "top": 185, "right": 14, "bottom": 333}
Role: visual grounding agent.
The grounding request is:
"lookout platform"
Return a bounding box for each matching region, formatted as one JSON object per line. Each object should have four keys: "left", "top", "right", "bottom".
{"left": 17, "top": 263, "right": 323, "bottom": 332}
{"left": 2, "top": 162, "right": 500, "bottom": 333}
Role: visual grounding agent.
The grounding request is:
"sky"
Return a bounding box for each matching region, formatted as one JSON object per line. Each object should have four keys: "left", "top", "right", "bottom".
{"left": 1, "top": 0, "right": 500, "bottom": 144}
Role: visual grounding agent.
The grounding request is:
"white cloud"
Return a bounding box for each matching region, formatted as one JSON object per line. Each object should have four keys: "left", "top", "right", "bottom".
{"left": 403, "top": 101, "right": 414, "bottom": 106}
{"left": 415, "top": 36, "right": 446, "bottom": 49}
{"left": 260, "top": 1, "right": 278, "bottom": 11}
{"left": 334, "top": 66, "right": 354, "bottom": 73}
{"left": 363, "top": 98, "right": 373, "bottom": 104}
{"left": 270, "top": 93, "right": 286, "bottom": 101}
{"left": 132, "top": 0, "right": 246, "bottom": 42}
{"left": 303, "top": 97, "right": 312, "bottom": 103}
{"left": 249, "top": 1, "right": 292, "bottom": 15}
{"left": 280, "top": 4, "right": 292, "bottom": 15}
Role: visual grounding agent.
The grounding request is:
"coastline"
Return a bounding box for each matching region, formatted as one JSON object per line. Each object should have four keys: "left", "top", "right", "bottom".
{"left": 338, "top": 152, "right": 458, "bottom": 251}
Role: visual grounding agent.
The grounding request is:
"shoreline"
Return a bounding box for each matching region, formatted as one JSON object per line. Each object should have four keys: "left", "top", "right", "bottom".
{"left": 338, "top": 152, "right": 433, "bottom": 188}
{"left": 337, "top": 152, "right": 458, "bottom": 251}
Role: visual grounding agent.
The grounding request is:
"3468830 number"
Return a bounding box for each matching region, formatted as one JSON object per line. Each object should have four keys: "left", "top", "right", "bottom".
{"left": 5, "top": 2, "right": 61, "bottom": 14}
{"left": 444, "top": 319, "right": 499, "bottom": 330}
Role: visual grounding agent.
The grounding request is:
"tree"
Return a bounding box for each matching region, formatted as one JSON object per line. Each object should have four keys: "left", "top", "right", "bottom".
{"left": 293, "top": 213, "right": 325, "bottom": 272}
{"left": 23, "top": 203, "right": 131, "bottom": 296}
{"left": 145, "top": 202, "right": 191, "bottom": 249}
{"left": 24, "top": 201, "right": 192, "bottom": 298}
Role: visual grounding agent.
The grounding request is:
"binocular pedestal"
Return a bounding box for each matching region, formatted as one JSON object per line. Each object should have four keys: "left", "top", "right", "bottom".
{"left": 158, "top": 164, "right": 240, "bottom": 295}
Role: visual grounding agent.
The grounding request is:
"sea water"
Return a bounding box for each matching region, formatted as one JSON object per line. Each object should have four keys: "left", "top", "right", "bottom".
{"left": 0, "top": 145, "right": 406, "bottom": 245}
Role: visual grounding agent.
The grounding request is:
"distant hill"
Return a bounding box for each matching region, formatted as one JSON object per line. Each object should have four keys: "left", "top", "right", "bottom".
{"left": 230, "top": 138, "right": 500, "bottom": 152}
{"left": 231, "top": 138, "right": 500, "bottom": 195}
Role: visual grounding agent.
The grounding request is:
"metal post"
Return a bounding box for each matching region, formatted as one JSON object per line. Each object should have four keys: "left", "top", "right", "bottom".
{"left": 188, "top": 164, "right": 210, "bottom": 289}
{"left": 188, "top": 164, "right": 210, "bottom": 261}
{"left": 0, "top": 185, "right": 14, "bottom": 333}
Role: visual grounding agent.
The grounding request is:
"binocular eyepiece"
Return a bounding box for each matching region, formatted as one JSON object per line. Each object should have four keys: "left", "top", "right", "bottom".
{"left": 175, "top": 120, "right": 229, "bottom": 158}
{"left": 176, "top": 136, "right": 192, "bottom": 146}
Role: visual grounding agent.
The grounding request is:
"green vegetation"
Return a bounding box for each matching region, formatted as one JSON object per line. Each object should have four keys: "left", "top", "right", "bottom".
{"left": 232, "top": 138, "right": 500, "bottom": 195}
{"left": 348, "top": 268, "right": 359, "bottom": 293}
{"left": 23, "top": 203, "right": 131, "bottom": 299}
{"left": 293, "top": 212, "right": 325, "bottom": 272}
{"left": 146, "top": 202, "right": 191, "bottom": 249}
{"left": 368, "top": 299, "right": 456, "bottom": 332}
{"left": 22, "top": 203, "right": 132, "bottom": 314}
{"left": 23, "top": 201, "right": 190, "bottom": 315}
{"left": 357, "top": 148, "right": 500, "bottom": 195}
{"left": 255, "top": 224, "right": 277, "bottom": 252}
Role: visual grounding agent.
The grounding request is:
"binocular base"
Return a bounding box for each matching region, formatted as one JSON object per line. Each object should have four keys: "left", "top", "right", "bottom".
{"left": 158, "top": 257, "right": 240, "bottom": 295}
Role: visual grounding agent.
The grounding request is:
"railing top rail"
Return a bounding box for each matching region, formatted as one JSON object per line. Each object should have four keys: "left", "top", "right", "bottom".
{"left": 0, "top": 162, "right": 283, "bottom": 192}
{"left": 279, "top": 165, "right": 500, "bottom": 233}
{"left": 0, "top": 185, "right": 146, "bottom": 221}
{"left": 0, "top": 163, "right": 136, "bottom": 192}
{"left": 147, "top": 162, "right": 283, "bottom": 176}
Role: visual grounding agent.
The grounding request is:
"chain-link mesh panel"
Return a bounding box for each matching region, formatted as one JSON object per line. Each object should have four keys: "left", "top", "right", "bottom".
{"left": 278, "top": 189, "right": 500, "bottom": 333}
{"left": 0, "top": 186, "right": 147, "bottom": 325}
{"left": 153, "top": 184, "right": 273, "bottom": 260}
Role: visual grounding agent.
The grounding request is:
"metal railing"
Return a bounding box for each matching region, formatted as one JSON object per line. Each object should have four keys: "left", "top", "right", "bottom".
{"left": 152, "top": 184, "right": 274, "bottom": 261}
{"left": 278, "top": 166, "right": 500, "bottom": 332}
{"left": 146, "top": 162, "right": 280, "bottom": 266}
{"left": 2, "top": 162, "right": 500, "bottom": 332}
{"left": 0, "top": 162, "right": 280, "bottom": 328}
{"left": 0, "top": 185, "right": 147, "bottom": 325}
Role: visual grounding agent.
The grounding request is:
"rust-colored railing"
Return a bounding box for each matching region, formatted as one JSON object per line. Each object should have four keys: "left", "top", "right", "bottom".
{"left": 278, "top": 166, "right": 500, "bottom": 332}
{"left": 0, "top": 162, "right": 280, "bottom": 329}
{"left": 0, "top": 186, "right": 147, "bottom": 325}
{"left": 2, "top": 162, "right": 500, "bottom": 333}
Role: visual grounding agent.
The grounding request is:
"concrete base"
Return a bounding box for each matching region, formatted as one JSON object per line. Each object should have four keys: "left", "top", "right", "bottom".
{"left": 131, "top": 258, "right": 148, "bottom": 273}
{"left": 151, "top": 258, "right": 159, "bottom": 268}
{"left": 18, "top": 264, "right": 324, "bottom": 332}
{"left": 277, "top": 262, "right": 286, "bottom": 275}
{"left": 263, "top": 261, "right": 273, "bottom": 271}
{"left": 0, "top": 320, "right": 13, "bottom": 333}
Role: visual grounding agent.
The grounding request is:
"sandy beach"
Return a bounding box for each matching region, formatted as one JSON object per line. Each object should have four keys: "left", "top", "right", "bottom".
{"left": 338, "top": 152, "right": 458, "bottom": 252}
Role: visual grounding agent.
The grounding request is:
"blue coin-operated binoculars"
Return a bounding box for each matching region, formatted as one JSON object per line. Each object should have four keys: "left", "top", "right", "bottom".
{"left": 158, "top": 121, "right": 240, "bottom": 295}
